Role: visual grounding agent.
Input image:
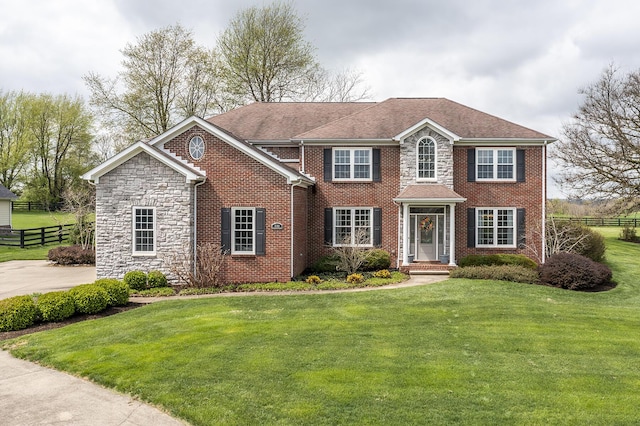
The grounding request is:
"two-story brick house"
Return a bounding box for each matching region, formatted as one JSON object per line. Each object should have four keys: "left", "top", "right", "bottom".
{"left": 83, "top": 98, "right": 554, "bottom": 283}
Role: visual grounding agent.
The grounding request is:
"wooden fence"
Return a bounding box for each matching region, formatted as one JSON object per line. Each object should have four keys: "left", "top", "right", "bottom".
{"left": 0, "top": 224, "right": 76, "bottom": 248}
{"left": 11, "top": 201, "right": 64, "bottom": 212}
{"left": 551, "top": 216, "right": 640, "bottom": 227}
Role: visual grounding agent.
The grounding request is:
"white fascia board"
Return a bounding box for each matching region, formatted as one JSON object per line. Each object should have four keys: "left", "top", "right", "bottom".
{"left": 82, "top": 141, "right": 204, "bottom": 184}
{"left": 150, "top": 116, "right": 314, "bottom": 186}
{"left": 455, "top": 138, "right": 557, "bottom": 146}
{"left": 394, "top": 118, "right": 461, "bottom": 143}
{"left": 392, "top": 197, "right": 467, "bottom": 204}
{"left": 291, "top": 138, "right": 397, "bottom": 146}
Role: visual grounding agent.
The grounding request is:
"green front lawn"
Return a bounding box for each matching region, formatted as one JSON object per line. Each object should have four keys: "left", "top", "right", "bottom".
{"left": 4, "top": 228, "right": 640, "bottom": 425}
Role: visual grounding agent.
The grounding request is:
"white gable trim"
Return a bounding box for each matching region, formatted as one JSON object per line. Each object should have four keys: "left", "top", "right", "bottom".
{"left": 394, "top": 118, "right": 461, "bottom": 144}
{"left": 81, "top": 141, "right": 205, "bottom": 184}
{"left": 151, "top": 116, "right": 314, "bottom": 186}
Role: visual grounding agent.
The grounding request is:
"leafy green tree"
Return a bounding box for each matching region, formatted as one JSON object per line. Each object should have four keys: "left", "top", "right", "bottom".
{"left": 23, "top": 94, "right": 93, "bottom": 208}
{"left": 0, "top": 91, "right": 31, "bottom": 192}
{"left": 84, "top": 24, "right": 220, "bottom": 143}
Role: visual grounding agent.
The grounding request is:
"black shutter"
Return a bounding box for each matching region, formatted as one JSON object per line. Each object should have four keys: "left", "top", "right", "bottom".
{"left": 517, "top": 208, "right": 526, "bottom": 248}
{"left": 221, "top": 208, "right": 231, "bottom": 252}
{"left": 467, "top": 148, "right": 476, "bottom": 182}
{"left": 516, "top": 149, "right": 525, "bottom": 182}
{"left": 255, "top": 208, "right": 266, "bottom": 255}
{"left": 372, "top": 148, "right": 381, "bottom": 182}
{"left": 373, "top": 208, "right": 382, "bottom": 246}
{"left": 324, "top": 208, "right": 333, "bottom": 245}
{"left": 323, "top": 149, "right": 332, "bottom": 182}
{"left": 467, "top": 208, "right": 476, "bottom": 248}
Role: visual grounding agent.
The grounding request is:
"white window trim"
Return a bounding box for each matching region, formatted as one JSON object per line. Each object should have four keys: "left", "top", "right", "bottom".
{"left": 189, "top": 135, "right": 205, "bottom": 160}
{"left": 476, "top": 147, "right": 516, "bottom": 182}
{"left": 333, "top": 207, "right": 374, "bottom": 247}
{"left": 132, "top": 206, "right": 156, "bottom": 256}
{"left": 416, "top": 137, "right": 437, "bottom": 182}
{"left": 232, "top": 207, "right": 256, "bottom": 255}
{"left": 476, "top": 207, "right": 517, "bottom": 248}
{"left": 332, "top": 147, "right": 373, "bottom": 182}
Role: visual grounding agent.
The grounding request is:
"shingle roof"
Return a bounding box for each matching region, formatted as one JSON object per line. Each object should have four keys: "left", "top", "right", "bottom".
{"left": 0, "top": 183, "right": 17, "bottom": 200}
{"left": 207, "top": 98, "right": 554, "bottom": 142}
{"left": 208, "top": 102, "right": 375, "bottom": 141}
{"left": 394, "top": 184, "right": 466, "bottom": 202}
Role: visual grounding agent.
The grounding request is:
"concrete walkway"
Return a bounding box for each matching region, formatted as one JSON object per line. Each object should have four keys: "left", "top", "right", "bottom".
{"left": 0, "top": 268, "right": 447, "bottom": 425}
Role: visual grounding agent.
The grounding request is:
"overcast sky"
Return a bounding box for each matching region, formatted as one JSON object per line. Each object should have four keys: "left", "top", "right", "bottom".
{"left": 2, "top": 0, "right": 640, "bottom": 197}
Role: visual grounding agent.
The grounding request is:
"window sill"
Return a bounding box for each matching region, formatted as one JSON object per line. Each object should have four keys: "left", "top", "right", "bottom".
{"left": 475, "top": 245, "right": 517, "bottom": 249}
{"left": 132, "top": 252, "right": 157, "bottom": 257}
{"left": 474, "top": 179, "right": 517, "bottom": 183}
{"left": 330, "top": 180, "right": 374, "bottom": 183}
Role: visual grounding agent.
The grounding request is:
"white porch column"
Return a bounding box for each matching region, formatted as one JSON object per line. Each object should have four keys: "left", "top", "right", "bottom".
{"left": 449, "top": 203, "right": 456, "bottom": 266}
{"left": 402, "top": 202, "right": 409, "bottom": 265}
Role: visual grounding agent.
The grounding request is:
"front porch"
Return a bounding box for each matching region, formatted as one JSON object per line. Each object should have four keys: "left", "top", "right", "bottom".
{"left": 394, "top": 184, "right": 467, "bottom": 270}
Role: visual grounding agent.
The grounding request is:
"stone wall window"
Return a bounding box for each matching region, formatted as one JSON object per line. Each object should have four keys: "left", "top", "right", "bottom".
{"left": 133, "top": 207, "right": 156, "bottom": 255}
{"left": 417, "top": 137, "right": 436, "bottom": 181}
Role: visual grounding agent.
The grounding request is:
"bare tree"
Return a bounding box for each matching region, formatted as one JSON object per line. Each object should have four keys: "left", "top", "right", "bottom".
{"left": 61, "top": 184, "right": 95, "bottom": 250}
{"left": 553, "top": 64, "right": 640, "bottom": 213}
{"left": 84, "top": 24, "right": 221, "bottom": 143}
{"left": 333, "top": 228, "right": 372, "bottom": 274}
{"left": 302, "top": 68, "right": 372, "bottom": 102}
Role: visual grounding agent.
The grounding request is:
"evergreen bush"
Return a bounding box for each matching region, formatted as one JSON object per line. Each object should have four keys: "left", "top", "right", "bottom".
{"left": 36, "top": 291, "right": 76, "bottom": 322}
{"left": 124, "top": 270, "right": 147, "bottom": 290}
{"left": 539, "top": 252, "right": 612, "bottom": 290}
{"left": 0, "top": 296, "right": 38, "bottom": 332}
{"left": 95, "top": 278, "right": 129, "bottom": 306}
{"left": 69, "top": 284, "right": 108, "bottom": 314}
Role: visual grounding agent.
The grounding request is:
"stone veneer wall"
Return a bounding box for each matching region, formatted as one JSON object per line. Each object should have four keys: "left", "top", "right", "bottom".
{"left": 95, "top": 152, "right": 193, "bottom": 281}
{"left": 398, "top": 128, "right": 454, "bottom": 263}
{"left": 399, "top": 128, "right": 453, "bottom": 190}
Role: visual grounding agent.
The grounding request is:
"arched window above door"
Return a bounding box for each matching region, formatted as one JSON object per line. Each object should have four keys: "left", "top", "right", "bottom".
{"left": 417, "top": 137, "right": 436, "bottom": 181}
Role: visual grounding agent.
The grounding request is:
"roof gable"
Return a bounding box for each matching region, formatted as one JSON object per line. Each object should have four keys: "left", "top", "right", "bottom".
{"left": 84, "top": 116, "right": 314, "bottom": 186}
{"left": 82, "top": 141, "right": 206, "bottom": 184}
{"left": 0, "top": 183, "right": 17, "bottom": 200}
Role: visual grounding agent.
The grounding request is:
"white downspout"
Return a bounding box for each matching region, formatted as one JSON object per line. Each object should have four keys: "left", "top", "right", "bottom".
{"left": 542, "top": 141, "right": 547, "bottom": 263}
{"left": 290, "top": 179, "right": 305, "bottom": 278}
{"left": 193, "top": 179, "right": 206, "bottom": 276}
{"left": 300, "top": 141, "right": 305, "bottom": 173}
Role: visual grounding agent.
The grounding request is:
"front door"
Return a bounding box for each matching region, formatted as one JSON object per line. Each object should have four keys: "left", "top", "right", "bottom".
{"left": 409, "top": 209, "right": 446, "bottom": 262}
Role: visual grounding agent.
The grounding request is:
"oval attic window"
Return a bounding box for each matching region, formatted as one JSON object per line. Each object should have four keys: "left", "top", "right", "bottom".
{"left": 189, "top": 136, "right": 205, "bottom": 160}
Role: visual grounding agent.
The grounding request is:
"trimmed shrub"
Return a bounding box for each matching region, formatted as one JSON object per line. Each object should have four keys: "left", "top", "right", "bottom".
{"left": 124, "top": 270, "right": 147, "bottom": 291}
{"left": 68, "top": 284, "right": 108, "bottom": 314}
{"left": 147, "top": 270, "right": 168, "bottom": 288}
{"left": 36, "top": 291, "right": 76, "bottom": 322}
{"left": 373, "top": 269, "right": 392, "bottom": 279}
{"left": 346, "top": 273, "right": 364, "bottom": 284}
{"left": 458, "top": 254, "right": 538, "bottom": 269}
{"left": 364, "top": 249, "right": 392, "bottom": 271}
{"left": 539, "top": 252, "right": 612, "bottom": 290}
{"left": 95, "top": 278, "right": 129, "bottom": 307}
{"left": 310, "top": 254, "right": 340, "bottom": 273}
{"left": 0, "top": 296, "right": 38, "bottom": 331}
{"left": 48, "top": 245, "right": 95, "bottom": 265}
{"left": 450, "top": 265, "right": 539, "bottom": 284}
{"left": 306, "top": 275, "right": 322, "bottom": 284}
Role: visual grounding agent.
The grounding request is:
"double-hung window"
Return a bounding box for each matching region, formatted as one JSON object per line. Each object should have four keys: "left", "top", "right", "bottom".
{"left": 476, "top": 208, "right": 515, "bottom": 247}
{"left": 333, "top": 148, "right": 372, "bottom": 181}
{"left": 233, "top": 207, "right": 255, "bottom": 254}
{"left": 133, "top": 207, "right": 155, "bottom": 255}
{"left": 333, "top": 208, "right": 373, "bottom": 246}
{"left": 476, "top": 148, "right": 515, "bottom": 181}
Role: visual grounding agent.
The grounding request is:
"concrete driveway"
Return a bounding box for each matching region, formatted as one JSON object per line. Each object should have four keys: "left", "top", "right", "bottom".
{"left": 0, "top": 260, "right": 96, "bottom": 300}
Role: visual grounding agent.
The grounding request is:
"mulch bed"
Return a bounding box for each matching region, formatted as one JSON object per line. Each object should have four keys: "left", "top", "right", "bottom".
{"left": 0, "top": 302, "right": 146, "bottom": 342}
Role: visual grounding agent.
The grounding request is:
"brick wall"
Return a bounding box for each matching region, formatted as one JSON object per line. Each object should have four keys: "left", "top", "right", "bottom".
{"left": 453, "top": 145, "right": 545, "bottom": 262}
{"left": 305, "top": 145, "right": 400, "bottom": 266}
{"left": 95, "top": 152, "right": 193, "bottom": 281}
{"left": 164, "top": 127, "right": 296, "bottom": 283}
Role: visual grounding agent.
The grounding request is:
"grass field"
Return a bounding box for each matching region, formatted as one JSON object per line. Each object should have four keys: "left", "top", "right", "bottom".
{"left": 3, "top": 227, "right": 640, "bottom": 425}
{"left": 0, "top": 211, "right": 77, "bottom": 262}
